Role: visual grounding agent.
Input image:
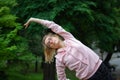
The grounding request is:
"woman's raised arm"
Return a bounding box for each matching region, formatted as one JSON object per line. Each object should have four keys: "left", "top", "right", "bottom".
{"left": 24, "top": 17, "right": 74, "bottom": 39}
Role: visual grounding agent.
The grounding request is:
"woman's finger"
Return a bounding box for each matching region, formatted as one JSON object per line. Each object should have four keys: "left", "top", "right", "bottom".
{"left": 24, "top": 23, "right": 28, "bottom": 29}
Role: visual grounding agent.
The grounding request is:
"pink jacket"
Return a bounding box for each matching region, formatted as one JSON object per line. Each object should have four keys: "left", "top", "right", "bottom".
{"left": 40, "top": 19, "right": 102, "bottom": 80}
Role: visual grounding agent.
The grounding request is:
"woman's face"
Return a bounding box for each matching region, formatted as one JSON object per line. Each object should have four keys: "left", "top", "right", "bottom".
{"left": 44, "top": 35, "right": 60, "bottom": 49}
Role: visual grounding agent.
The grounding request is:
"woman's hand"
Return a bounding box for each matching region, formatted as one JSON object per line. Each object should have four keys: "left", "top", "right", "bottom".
{"left": 24, "top": 18, "right": 33, "bottom": 29}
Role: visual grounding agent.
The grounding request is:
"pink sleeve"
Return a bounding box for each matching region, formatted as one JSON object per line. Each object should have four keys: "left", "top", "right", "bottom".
{"left": 40, "top": 19, "right": 74, "bottom": 39}
{"left": 56, "top": 59, "right": 67, "bottom": 80}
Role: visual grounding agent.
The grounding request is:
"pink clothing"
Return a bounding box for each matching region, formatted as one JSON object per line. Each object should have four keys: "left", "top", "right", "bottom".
{"left": 40, "top": 19, "right": 102, "bottom": 80}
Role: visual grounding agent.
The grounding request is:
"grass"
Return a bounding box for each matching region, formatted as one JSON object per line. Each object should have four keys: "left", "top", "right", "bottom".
{"left": 4, "top": 60, "right": 79, "bottom": 80}
{"left": 66, "top": 68, "right": 79, "bottom": 80}
{"left": 7, "top": 72, "right": 43, "bottom": 80}
{"left": 6, "top": 68, "right": 79, "bottom": 80}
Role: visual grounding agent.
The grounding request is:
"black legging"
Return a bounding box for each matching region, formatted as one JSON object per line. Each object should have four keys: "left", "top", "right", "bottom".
{"left": 88, "top": 63, "right": 116, "bottom": 80}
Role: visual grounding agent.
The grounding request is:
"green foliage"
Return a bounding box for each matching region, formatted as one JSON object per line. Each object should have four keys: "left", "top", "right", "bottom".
{"left": 91, "top": 0, "right": 120, "bottom": 52}
{"left": 0, "top": 15, "right": 17, "bottom": 28}
{"left": 0, "top": 0, "right": 17, "bottom": 8}
{"left": 12, "top": 0, "right": 120, "bottom": 54}
{"left": 12, "top": 0, "right": 120, "bottom": 56}
{"left": 0, "top": 0, "right": 34, "bottom": 72}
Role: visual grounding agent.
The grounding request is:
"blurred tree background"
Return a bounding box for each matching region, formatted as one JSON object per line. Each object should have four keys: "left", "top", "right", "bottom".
{"left": 0, "top": 0, "right": 120, "bottom": 80}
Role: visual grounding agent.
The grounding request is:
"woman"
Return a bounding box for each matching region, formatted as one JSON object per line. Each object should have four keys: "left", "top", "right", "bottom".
{"left": 24, "top": 17, "right": 115, "bottom": 80}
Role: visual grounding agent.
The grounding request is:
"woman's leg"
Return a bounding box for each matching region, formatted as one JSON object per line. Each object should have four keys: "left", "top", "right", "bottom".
{"left": 88, "top": 63, "right": 116, "bottom": 80}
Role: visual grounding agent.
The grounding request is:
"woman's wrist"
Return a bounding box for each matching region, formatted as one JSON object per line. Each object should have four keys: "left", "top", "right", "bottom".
{"left": 29, "top": 17, "right": 34, "bottom": 22}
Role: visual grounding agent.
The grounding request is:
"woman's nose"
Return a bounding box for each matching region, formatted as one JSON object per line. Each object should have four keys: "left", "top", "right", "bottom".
{"left": 49, "top": 40, "right": 53, "bottom": 44}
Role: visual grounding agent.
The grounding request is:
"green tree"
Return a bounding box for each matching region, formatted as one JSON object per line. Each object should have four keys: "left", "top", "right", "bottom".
{"left": 0, "top": 0, "right": 35, "bottom": 79}
{"left": 91, "top": 0, "right": 120, "bottom": 68}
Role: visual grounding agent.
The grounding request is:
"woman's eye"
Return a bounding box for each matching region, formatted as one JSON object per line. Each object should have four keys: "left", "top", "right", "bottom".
{"left": 49, "top": 38, "right": 52, "bottom": 40}
{"left": 47, "top": 41, "right": 52, "bottom": 48}
{"left": 46, "top": 37, "right": 53, "bottom": 48}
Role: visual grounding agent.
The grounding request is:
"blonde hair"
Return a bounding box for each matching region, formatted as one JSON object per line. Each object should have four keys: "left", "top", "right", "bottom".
{"left": 42, "top": 32, "right": 64, "bottom": 63}
{"left": 44, "top": 46, "right": 56, "bottom": 63}
{"left": 42, "top": 33, "right": 56, "bottom": 63}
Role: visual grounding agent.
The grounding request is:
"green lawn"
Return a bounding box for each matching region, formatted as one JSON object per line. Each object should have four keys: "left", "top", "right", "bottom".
{"left": 7, "top": 72, "right": 43, "bottom": 80}
{"left": 6, "top": 69, "right": 79, "bottom": 80}
{"left": 66, "top": 68, "right": 79, "bottom": 80}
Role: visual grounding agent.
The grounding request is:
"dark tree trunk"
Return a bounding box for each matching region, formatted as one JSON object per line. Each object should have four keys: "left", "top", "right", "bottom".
{"left": 103, "top": 52, "right": 115, "bottom": 71}
{"left": 35, "top": 56, "right": 38, "bottom": 72}
{"left": 0, "top": 71, "right": 8, "bottom": 80}
{"left": 116, "top": 40, "right": 120, "bottom": 52}
{"left": 41, "top": 55, "right": 56, "bottom": 80}
{"left": 103, "top": 52, "right": 113, "bottom": 64}
{"left": 43, "top": 62, "right": 56, "bottom": 80}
